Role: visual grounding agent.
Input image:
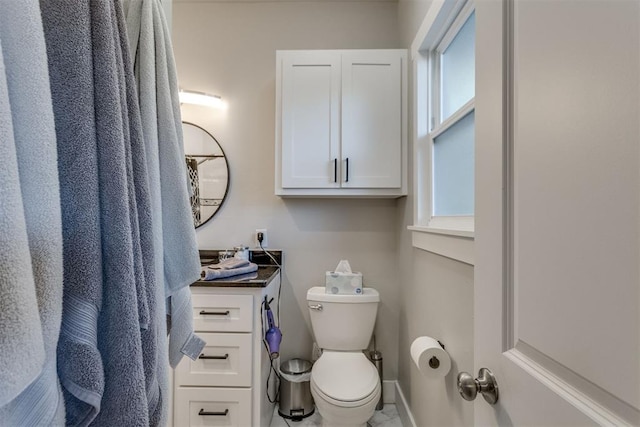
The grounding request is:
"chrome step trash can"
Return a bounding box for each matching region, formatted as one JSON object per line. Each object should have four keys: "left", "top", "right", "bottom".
{"left": 278, "top": 359, "right": 314, "bottom": 421}
{"left": 369, "top": 350, "right": 384, "bottom": 410}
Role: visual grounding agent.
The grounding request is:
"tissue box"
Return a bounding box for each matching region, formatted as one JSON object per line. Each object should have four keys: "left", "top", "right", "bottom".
{"left": 325, "top": 271, "right": 363, "bottom": 295}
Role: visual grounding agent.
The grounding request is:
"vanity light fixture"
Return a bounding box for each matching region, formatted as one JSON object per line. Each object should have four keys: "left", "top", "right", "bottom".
{"left": 178, "top": 90, "right": 226, "bottom": 109}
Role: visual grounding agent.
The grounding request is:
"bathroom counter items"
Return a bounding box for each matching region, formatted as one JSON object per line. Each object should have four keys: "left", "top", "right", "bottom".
{"left": 193, "top": 249, "right": 282, "bottom": 288}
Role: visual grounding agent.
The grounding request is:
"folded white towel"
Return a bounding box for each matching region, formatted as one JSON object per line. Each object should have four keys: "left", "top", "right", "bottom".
{"left": 208, "top": 258, "right": 250, "bottom": 270}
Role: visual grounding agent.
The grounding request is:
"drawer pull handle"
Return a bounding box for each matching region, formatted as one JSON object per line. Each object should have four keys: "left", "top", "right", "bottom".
{"left": 198, "top": 353, "right": 229, "bottom": 360}
{"left": 198, "top": 408, "right": 229, "bottom": 416}
{"left": 199, "top": 310, "right": 230, "bottom": 316}
{"left": 345, "top": 157, "right": 349, "bottom": 182}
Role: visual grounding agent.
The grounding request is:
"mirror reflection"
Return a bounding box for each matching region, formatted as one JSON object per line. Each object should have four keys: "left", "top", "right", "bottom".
{"left": 183, "top": 122, "right": 229, "bottom": 228}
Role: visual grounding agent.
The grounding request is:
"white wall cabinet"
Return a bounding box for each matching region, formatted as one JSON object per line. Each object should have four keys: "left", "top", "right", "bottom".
{"left": 173, "top": 278, "right": 279, "bottom": 427}
{"left": 276, "top": 49, "right": 407, "bottom": 197}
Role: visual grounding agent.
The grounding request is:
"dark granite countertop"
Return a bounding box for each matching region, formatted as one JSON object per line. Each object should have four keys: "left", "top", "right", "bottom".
{"left": 192, "top": 249, "right": 282, "bottom": 288}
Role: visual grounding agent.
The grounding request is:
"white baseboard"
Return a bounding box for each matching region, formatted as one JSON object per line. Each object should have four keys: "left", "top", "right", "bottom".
{"left": 382, "top": 380, "right": 396, "bottom": 403}
{"left": 395, "top": 382, "right": 417, "bottom": 427}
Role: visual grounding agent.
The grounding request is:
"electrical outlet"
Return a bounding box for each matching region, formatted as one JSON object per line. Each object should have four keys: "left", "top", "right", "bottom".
{"left": 255, "top": 228, "right": 268, "bottom": 248}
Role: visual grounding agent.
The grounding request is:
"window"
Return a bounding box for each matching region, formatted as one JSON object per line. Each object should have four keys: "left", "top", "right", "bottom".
{"left": 409, "top": 0, "right": 475, "bottom": 264}
{"left": 433, "top": 110, "right": 474, "bottom": 216}
{"left": 434, "top": 11, "right": 475, "bottom": 218}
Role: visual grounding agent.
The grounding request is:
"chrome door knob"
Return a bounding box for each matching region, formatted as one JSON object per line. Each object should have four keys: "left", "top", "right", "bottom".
{"left": 457, "top": 368, "right": 499, "bottom": 405}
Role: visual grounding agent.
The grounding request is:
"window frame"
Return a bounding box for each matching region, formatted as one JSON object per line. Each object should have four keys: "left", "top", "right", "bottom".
{"left": 409, "top": 0, "right": 475, "bottom": 264}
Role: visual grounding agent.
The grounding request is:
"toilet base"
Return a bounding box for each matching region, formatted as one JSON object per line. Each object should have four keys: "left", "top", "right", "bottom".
{"left": 311, "top": 379, "right": 380, "bottom": 427}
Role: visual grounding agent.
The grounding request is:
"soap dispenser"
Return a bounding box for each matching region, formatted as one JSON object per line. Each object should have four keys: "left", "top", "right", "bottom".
{"left": 234, "top": 245, "right": 249, "bottom": 260}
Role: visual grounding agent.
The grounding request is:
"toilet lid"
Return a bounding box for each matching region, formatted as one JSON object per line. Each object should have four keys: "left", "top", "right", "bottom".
{"left": 311, "top": 352, "right": 379, "bottom": 402}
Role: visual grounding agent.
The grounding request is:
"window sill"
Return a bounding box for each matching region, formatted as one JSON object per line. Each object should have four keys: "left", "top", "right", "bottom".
{"left": 408, "top": 225, "right": 474, "bottom": 265}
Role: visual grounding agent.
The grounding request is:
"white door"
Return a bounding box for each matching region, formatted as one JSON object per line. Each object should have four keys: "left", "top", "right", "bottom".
{"left": 474, "top": 1, "right": 639, "bottom": 425}
{"left": 280, "top": 52, "right": 341, "bottom": 188}
{"left": 341, "top": 50, "right": 404, "bottom": 188}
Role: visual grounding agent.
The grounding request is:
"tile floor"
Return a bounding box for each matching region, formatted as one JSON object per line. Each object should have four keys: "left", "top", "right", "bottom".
{"left": 270, "top": 404, "right": 403, "bottom": 427}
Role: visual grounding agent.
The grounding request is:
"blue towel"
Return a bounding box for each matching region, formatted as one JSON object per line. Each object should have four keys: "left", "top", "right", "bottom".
{"left": 150, "top": 0, "right": 205, "bottom": 375}
{"left": 43, "top": 0, "right": 162, "bottom": 424}
{"left": 204, "top": 270, "right": 260, "bottom": 283}
{"left": 202, "top": 263, "right": 259, "bottom": 280}
{"left": 123, "top": 1, "right": 171, "bottom": 424}
{"left": 89, "top": 1, "right": 150, "bottom": 425}
{"left": 152, "top": 0, "right": 202, "bottom": 296}
{"left": 124, "top": 0, "right": 203, "bottom": 393}
{"left": 168, "top": 288, "right": 206, "bottom": 368}
{"left": 0, "top": 1, "right": 65, "bottom": 425}
{"left": 208, "top": 258, "right": 251, "bottom": 270}
{"left": 124, "top": 0, "right": 171, "bottom": 413}
{"left": 111, "top": 0, "right": 150, "bottom": 336}
{"left": 125, "top": 0, "right": 201, "bottom": 297}
{"left": 0, "top": 45, "right": 45, "bottom": 414}
{"left": 115, "top": 2, "right": 163, "bottom": 423}
{"left": 40, "top": 1, "right": 105, "bottom": 424}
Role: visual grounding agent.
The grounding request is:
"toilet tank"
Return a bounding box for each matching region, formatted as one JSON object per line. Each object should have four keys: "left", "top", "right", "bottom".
{"left": 306, "top": 286, "right": 379, "bottom": 351}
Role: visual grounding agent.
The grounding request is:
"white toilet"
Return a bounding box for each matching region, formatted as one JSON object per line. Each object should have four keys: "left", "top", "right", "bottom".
{"left": 306, "top": 286, "right": 381, "bottom": 427}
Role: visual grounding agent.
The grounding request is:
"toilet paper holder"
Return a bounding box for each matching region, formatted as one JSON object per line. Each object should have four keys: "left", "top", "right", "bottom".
{"left": 428, "top": 340, "right": 445, "bottom": 369}
{"left": 411, "top": 336, "right": 451, "bottom": 378}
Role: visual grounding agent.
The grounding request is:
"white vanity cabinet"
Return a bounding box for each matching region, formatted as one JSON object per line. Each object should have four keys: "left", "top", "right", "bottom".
{"left": 173, "top": 275, "right": 279, "bottom": 427}
{"left": 275, "top": 49, "right": 407, "bottom": 197}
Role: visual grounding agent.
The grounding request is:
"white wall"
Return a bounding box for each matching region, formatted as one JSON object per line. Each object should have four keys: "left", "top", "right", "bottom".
{"left": 396, "top": 0, "right": 474, "bottom": 425}
{"left": 398, "top": 0, "right": 433, "bottom": 47}
{"left": 173, "top": 0, "right": 402, "bottom": 379}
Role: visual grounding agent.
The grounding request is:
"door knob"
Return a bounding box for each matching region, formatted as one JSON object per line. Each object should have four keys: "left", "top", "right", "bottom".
{"left": 457, "top": 368, "right": 499, "bottom": 405}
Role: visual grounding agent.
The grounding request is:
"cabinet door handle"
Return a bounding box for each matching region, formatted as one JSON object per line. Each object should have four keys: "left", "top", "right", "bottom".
{"left": 199, "top": 353, "right": 229, "bottom": 360}
{"left": 345, "top": 157, "right": 349, "bottom": 182}
{"left": 199, "top": 310, "right": 230, "bottom": 316}
{"left": 333, "top": 158, "right": 337, "bottom": 183}
{"left": 198, "top": 409, "right": 229, "bottom": 416}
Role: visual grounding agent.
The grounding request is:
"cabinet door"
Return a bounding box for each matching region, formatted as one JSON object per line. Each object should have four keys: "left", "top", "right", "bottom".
{"left": 280, "top": 52, "right": 341, "bottom": 188}
{"left": 341, "top": 51, "right": 403, "bottom": 188}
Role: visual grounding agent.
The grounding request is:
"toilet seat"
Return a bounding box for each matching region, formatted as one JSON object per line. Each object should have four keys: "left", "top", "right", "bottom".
{"left": 311, "top": 351, "right": 379, "bottom": 407}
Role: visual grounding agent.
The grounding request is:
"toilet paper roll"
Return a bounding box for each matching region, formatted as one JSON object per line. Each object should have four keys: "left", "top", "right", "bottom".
{"left": 410, "top": 336, "right": 451, "bottom": 378}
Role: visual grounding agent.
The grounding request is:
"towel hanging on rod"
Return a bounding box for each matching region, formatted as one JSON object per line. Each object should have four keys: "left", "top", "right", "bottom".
{"left": 0, "top": 1, "right": 64, "bottom": 425}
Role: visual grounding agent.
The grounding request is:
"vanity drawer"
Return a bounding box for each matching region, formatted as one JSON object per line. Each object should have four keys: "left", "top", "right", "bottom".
{"left": 191, "top": 293, "right": 253, "bottom": 332}
{"left": 175, "top": 332, "right": 252, "bottom": 387}
{"left": 174, "top": 387, "right": 251, "bottom": 427}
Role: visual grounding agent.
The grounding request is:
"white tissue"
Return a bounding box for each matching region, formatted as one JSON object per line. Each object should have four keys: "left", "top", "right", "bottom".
{"left": 335, "top": 259, "right": 352, "bottom": 273}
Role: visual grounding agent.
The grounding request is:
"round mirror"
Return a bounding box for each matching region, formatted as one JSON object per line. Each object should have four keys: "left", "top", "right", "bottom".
{"left": 182, "top": 122, "right": 229, "bottom": 228}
